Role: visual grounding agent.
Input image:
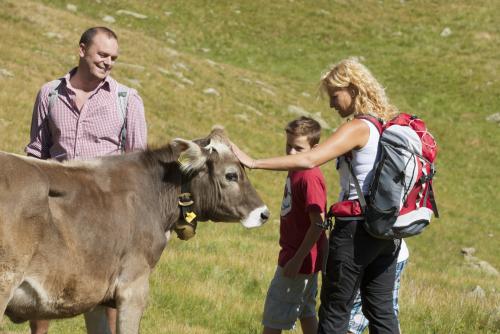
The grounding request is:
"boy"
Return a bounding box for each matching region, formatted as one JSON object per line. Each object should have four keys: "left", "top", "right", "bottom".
{"left": 262, "top": 117, "right": 328, "bottom": 334}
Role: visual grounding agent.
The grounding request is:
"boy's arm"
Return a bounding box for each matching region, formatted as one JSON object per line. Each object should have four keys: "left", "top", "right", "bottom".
{"left": 283, "top": 209, "right": 325, "bottom": 278}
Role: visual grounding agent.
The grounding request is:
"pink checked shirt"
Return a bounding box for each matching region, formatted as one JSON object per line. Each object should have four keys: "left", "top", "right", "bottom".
{"left": 26, "top": 68, "right": 147, "bottom": 161}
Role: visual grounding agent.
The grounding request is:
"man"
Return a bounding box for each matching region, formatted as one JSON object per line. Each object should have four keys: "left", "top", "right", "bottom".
{"left": 25, "top": 26, "right": 147, "bottom": 334}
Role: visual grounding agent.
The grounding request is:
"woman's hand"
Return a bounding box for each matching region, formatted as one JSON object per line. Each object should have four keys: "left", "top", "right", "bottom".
{"left": 230, "top": 141, "right": 255, "bottom": 169}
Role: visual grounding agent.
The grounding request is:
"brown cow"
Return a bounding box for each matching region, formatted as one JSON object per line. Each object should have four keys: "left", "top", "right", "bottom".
{"left": 0, "top": 128, "right": 269, "bottom": 333}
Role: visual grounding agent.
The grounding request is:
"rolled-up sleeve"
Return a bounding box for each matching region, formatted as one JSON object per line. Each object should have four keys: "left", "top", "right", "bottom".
{"left": 125, "top": 89, "right": 147, "bottom": 152}
{"left": 25, "top": 88, "right": 52, "bottom": 159}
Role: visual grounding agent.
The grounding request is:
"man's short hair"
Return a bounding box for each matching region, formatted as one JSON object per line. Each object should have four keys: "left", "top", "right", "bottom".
{"left": 79, "top": 27, "right": 118, "bottom": 47}
{"left": 285, "top": 116, "right": 322, "bottom": 146}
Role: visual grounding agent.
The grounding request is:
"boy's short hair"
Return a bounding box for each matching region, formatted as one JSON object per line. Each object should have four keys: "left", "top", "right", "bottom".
{"left": 285, "top": 117, "right": 322, "bottom": 146}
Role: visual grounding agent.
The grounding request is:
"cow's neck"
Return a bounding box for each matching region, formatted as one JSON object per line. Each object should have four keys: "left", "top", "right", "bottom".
{"left": 140, "top": 146, "right": 186, "bottom": 233}
{"left": 139, "top": 145, "right": 219, "bottom": 233}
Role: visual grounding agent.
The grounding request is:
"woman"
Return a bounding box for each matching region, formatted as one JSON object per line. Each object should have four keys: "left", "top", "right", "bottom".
{"left": 232, "top": 57, "right": 401, "bottom": 334}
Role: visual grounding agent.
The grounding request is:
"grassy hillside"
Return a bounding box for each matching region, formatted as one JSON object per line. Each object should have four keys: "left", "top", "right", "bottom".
{"left": 0, "top": 0, "right": 499, "bottom": 333}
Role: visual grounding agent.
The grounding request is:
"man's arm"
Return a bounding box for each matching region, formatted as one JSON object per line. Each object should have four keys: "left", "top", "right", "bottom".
{"left": 25, "top": 89, "right": 52, "bottom": 159}
{"left": 282, "top": 209, "right": 325, "bottom": 278}
{"left": 125, "top": 90, "right": 147, "bottom": 151}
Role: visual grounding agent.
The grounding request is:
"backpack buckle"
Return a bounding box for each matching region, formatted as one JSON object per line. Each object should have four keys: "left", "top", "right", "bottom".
{"left": 178, "top": 192, "right": 194, "bottom": 206}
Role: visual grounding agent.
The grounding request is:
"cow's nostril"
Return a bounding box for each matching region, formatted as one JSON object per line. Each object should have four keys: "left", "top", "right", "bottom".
{"left": 260, "top": 210, "right": 270, "bottom": 221}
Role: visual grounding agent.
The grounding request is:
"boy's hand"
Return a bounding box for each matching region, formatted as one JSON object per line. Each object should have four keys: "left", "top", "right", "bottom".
{"left": 283, "top": 256, "right": 302, "bottom": 278}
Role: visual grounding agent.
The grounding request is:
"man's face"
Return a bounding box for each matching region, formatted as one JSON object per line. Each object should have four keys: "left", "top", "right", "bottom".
{"left": 79, "top": 33, "right": 119, "bottom": 81}
{"left": 285, "top": 134, "right": 313, "bottom": 155}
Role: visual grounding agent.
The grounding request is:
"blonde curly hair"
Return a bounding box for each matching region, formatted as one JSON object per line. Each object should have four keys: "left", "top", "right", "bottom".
{"left": 320, "top": 57, "right": 398, "bottom": 121}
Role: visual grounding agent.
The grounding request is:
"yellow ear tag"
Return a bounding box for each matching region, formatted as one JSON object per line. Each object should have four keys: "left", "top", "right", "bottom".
{"left": 185, "top": 211, "right": 197, "bottom": 223}
{"left": 178, "top": 152, "right": 190, "bottom": 166}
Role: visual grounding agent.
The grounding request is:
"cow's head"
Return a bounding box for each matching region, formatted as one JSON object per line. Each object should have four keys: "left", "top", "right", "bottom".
{"left": 170, "top": 127, "right": 269, "bottom": 229}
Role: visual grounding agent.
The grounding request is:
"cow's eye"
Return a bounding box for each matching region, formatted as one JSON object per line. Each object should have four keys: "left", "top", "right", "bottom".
{"left": 225, "top": 172, "right": 238, "bottom": 182}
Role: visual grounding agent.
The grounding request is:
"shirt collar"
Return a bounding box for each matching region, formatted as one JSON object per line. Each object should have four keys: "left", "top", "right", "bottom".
{"left": 63, "top": 67, "right": 112, "bottom": 93}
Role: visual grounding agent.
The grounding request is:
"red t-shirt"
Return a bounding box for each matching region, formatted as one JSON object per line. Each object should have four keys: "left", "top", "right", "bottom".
{"left": 278, "top": 168, "right": 327, "bottom": 274}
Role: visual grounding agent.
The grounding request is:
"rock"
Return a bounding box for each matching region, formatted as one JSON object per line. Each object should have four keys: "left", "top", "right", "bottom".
{"left": 0, "top": 68, "right": 14, "bottom": 78}
{"left": 463, "top": 248, "right": 499, "bottom": 276}
{"left": 44, "top": 32, "right": 63, "bottom": 39}
{"left": 440, "top": 27, "right": 452, "bottom": 37}
{"left": 66, "top": 4, "right": 77, "bottom": 12}
{"left": 173, "top": 63, "right": 189, "bottom": 71}
{"left": 163, "top": 47, "right": 179, "bottom": 57}
{"left": 172, "top": 71, "right": 192, "bottom": 84}
{"left": 180, "top": 77, "right": 194, "bottom": 86}
{"left": 157, "top": 67, "right": 171, "bottom": 76}
{"left": 236, "top": 102, "right": 262, "bottom": 116}
{"left": 116, "top": 10, "right": 148, "bottom": 19}
{"left": 461, "top": 247, "right": 476, "bottom": 256}
{"left": 164, "top": 11, "right": 173, "bottom": 16}
{"left": 261, "top": 87, "right": 276, "bottom": 96}
{"left": 203, "top": 88, "right": 220, "bottom": 96}
{"left": 467, "top": 285, "right": 485, "bottom": 299}
{"left": 102, "top": 15, "right": 116, "bottom": 23}
{"left": 205, "top": 59, "right": 218, "bottom": 67}
{"left": 486, "top": 113, "right": 500, "bottom": 124}
{"left": 235, "top": 113, "right": 249, "bottom": 122}
{"left": 316, "top": 9, "right": 330, "bottom": 16}
{"left": 476, "top": 260, "right": 499, "bottom": 276}
{"left": 239, "top": 77, "right": 252, "bottom": 84}
{"left": 255, "top": 80, "right": 271, "bottom": 88}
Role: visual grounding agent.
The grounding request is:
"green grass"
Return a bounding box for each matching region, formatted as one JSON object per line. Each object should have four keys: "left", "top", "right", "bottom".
{"left": 0, "top": 0, "right": 499, "bottom": 333}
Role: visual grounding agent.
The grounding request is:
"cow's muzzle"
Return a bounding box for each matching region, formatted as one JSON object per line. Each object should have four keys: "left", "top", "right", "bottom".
{"left": 241, "top": 206, "right": 270, "bottom": 229}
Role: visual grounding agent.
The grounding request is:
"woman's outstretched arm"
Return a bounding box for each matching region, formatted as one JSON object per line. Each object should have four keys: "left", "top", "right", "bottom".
{"left": 231, "top": 119, "right": 370, "bottom": 171}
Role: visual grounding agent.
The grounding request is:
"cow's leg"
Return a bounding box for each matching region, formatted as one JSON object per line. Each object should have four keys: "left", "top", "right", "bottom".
{"left": 115, "top": 273, "right": 150, "bottom": 334}
{"left": 84, "top": 305, "right": 112, "bottom": 334}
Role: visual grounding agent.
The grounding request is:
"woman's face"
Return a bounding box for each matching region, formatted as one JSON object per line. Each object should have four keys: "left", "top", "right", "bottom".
{"left": 328, "top": 87, "right": 355, "bottom": 118}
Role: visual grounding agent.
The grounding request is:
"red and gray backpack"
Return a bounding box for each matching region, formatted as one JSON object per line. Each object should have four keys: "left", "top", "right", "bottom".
{"left": 349, "top": 113, "right": 439, "bottom": 239}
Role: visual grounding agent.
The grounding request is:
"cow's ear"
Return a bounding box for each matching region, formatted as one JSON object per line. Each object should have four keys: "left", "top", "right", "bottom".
{"left": 171, "top": 138, "right": 207, "bottom": 174}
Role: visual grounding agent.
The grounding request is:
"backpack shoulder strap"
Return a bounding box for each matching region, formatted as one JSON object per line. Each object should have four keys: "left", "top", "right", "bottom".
{"left": 116, "top": 83, "right": 130, "bottom": 153}
{"left": 354, "top": 114, "right": 383, "bottom": 135}
{"left": 47, "top": 79, "right": 62, "bottom": 116}
{"left": 346, "top": 158, "right": 367, "bottom": 213}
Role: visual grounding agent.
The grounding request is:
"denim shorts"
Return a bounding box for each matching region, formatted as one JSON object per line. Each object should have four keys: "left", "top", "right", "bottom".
{"left": 262, "top": 266, "right": 318, "bottom": 330}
